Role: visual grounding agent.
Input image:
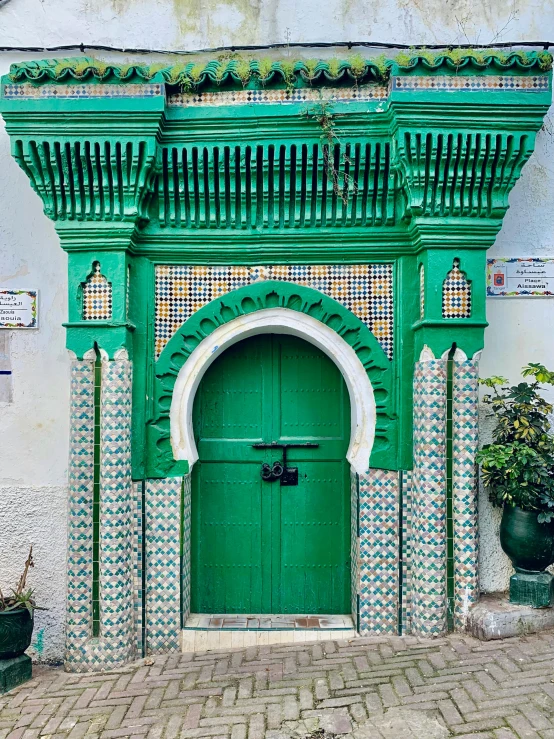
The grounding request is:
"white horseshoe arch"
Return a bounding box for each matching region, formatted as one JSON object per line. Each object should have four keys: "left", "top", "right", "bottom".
{"left": 170, "top": 308, "right": 377, "bottom": 475}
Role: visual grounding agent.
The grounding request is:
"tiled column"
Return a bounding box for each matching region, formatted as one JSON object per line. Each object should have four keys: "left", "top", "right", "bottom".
{"left": 411, "top": 351, "right": 448, "bottom": 637}
{"left": 144, "top": 477, "right": 183, "bottom": 654}
{"left": 452, "top": 355, "right": 479, "bottom": 628}
{"left": 65, "top": 352, "right": 135, "bottom": 671}
{"left": 65, "top": 358, "right": 95, "bottom": 669}
{"left": 358, "top": 469, "right": 400, "bottom": 634}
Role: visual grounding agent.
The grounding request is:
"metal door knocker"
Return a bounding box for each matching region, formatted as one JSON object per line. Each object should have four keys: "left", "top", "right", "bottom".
{"left": 261, "top": 461, "right": 283, "bottom": 482}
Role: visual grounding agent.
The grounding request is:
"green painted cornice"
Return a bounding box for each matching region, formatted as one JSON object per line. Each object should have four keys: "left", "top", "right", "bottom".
{"left": 0, "top": 53, "right": 551, "bottom": 250}
{"left": 6, "top": 49, "right": 552, "bottom": 89}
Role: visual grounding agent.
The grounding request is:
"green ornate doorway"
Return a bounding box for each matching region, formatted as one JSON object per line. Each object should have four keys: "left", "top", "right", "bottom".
{"left": 190, "top": 333, "right": 351, "bottom": 614}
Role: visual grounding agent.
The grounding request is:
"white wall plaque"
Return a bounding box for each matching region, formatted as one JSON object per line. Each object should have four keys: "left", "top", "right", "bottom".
{"left": 0, "top": 289, "right": 38, "bottom": 328}
{"left": 487, "top": 258, "right": 554, "bottom": 297}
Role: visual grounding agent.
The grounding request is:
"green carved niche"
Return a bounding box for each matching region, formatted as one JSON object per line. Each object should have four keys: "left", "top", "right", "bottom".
{"left": 146, "top": 280, "right": 397, "bottom": 478}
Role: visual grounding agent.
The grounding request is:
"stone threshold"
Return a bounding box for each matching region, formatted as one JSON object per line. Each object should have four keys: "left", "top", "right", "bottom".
{"left": 182, "top": 614, "right": 357, "bottom": 651}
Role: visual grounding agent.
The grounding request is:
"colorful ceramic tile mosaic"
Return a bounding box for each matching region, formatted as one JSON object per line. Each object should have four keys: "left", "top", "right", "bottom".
{"left": 392, "top": 75, "right": 549, "bottom": 91}
{"left": 145, "top": 477, "right": 182, "bottom": 655}
{"left": 452, "top": 359, "right": 479, "bottom": 628}
{"left": 82, "top": 263, "right": 112, "bottom": 321}
{"left": 411, "top": 359, "right": 448, "bottom": 637}
{"left": 65, "top": 359, "right": 95, "bottom": 670}
{"left": 66, "top": 357, "right": 135, "bottom": 671}
{"left": 133, "top": 481, "right": 144, "bottom": 657}
{"left": 96, "top": 357, "right": 134, "bottom": 668}
{"left": 350, "top": 470, "right": 359, "bottom": 628}
{"left": 182, "top": 474, "right": 192, "bottom": 624}
{"left": 400, "top": 470, "right": 413, "bottom": 636}
{"left": 167, "top": 85, "right": 388, "bottom": 107}
{"left": 3, "top": 83, "right": 164, "bottom": 99}
{"left": 442, "top": 260, "right": 471, "bottom": 318}
{"left": 358, "top": 469, "right": 399, "bottom": 635}
{"left": 154, "top": 264, "right": 394, "bottom": 360}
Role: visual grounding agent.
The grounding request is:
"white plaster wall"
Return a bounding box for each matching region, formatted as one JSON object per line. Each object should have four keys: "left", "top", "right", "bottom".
{"left": 1, "top": 0, "right": 554, "bottom": 658}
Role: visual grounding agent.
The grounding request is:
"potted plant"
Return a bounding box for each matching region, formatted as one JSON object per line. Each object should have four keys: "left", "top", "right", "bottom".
{"left": 476, "top": 363, "right": 554, "bottom": 607}
{"left": 0, "top": 547, "right": 41, "bottom": 660}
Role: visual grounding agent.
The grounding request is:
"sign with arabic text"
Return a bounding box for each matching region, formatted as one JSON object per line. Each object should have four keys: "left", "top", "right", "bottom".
{"left": 487, "top": 258, "right": 554, "bottom": 297}
{"left": 0, "top": 289, "right": 38, "bottom": 328}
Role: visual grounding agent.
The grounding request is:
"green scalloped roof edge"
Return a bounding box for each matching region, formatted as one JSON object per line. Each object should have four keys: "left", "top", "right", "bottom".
{"left": 7, "top": 49, "right": 553, "bottom": 89}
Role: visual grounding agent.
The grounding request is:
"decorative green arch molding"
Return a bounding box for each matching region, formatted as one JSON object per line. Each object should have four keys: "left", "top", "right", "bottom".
{"left": 147, "top": 280, "right": 395, "bottom": 478}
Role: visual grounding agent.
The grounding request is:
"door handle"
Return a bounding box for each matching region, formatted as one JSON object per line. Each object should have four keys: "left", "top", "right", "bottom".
{"left": 261, "top": 461, "right": 283, "bottom": 482}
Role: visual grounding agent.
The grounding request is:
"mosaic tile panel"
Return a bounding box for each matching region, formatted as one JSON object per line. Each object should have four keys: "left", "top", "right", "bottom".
{"left": 452, "top": 358, "right": 479, "bottom": 629}
{"left": 65, "top": 359, "right": 95, "bottom": 669}
{"left": 167, "top": 85, "right": 389, "bottom": 107}
{"left": 411, "top": 359, "right": 448, "bottom": 637}
{"left": 443, "top": 259, "right": 471, "bottom": 318}
{"left": 182, "top": 474, "right": 192, "bottom": 624}
{"left": 145, "top": 477, "right": 182, "bottom": 654}
{"left": 392, "top": 75, "right": 549, "bottom": 92}
{"left": 95, "top": 357, "right": 134, "bottom": 667}
{"left": 155, "top": 264, "right": 394, "bottom": 360}
{"left": 400, "top": 470, "right": 413, "bottom": 636}
{"left": 133, "top": 481, "right": 144, "bottom": 657}
{"left": 66, "top": 357, "right": 135, "bottom": 671}
{"left": 3, "top": 83, "right": 164, "bottom": 99}
{"left": 358, "top": 469, "right": 399, "bottom": 635}
{"left": 350, "top": 469, "right": 359, "bottom": 629}
{"left": 82, "top": 263, "right": 112, "bottom": 321}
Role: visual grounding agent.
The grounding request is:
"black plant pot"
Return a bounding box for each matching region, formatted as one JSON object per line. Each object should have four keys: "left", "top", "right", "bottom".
{"left": 0, "top": 609, "right": 34, "bottom": 660}
{"left": 500, "top": 505, "right": 554, "bottom": 573}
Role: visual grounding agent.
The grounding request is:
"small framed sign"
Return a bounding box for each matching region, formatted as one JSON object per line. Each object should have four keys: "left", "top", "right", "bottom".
{"left": 0, "top": 289, "right": 38, "bottom": 328}
{"left": 487, "top": 258, "right": 554, "bottom": 297}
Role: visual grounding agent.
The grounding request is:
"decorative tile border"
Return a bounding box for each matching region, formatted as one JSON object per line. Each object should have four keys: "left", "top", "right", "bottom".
{"left": 155, "top": 264, "right": 394, "bottom": 360}
{"left": 133, "top": 481, "right": 144, "bottom": 657}
{"left": 145, "top": 477, "right": 182, "bottom": 654}
{"left": 400, "top": 470, "right": 413, "bottom": 636}
{"left": 167, "top": 85, "right": 388, "bottom": 107}
{"left": 182, "top": 474, "right": 192, "bottom": 625}
{"left": 350, "top": 469, "right": 359, "bottom": 629}
{"left": 358, "top": 469, "right": 399, "bottom": 635}
{"left": 65, "top": 359, "right": 95, "bottom": 670}
{"left": 3, "top": 83, "right": 164, "bottom": 99}
{"left": 452, "top": 358, "right": 479, "bottom": 628}
{"left": 393, "top": 75, "right": 549, "bottom": 91}
{"left": 411, "top": 358, "right": 448, "bottom": 637}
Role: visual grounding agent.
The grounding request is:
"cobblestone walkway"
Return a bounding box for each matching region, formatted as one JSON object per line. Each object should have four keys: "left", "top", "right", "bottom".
{"left": 2, "top": 631, "right": 554, "bottom": 739}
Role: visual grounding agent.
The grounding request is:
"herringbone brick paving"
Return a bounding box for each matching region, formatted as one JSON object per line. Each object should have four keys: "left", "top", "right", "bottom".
{"left": 2, "top": 630, "right": 554, "bottom": 739}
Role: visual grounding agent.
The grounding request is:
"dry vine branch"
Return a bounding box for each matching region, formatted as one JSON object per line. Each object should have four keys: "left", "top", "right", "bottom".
{"left": 15, "top": 546, "right": 34, "bottom": 598}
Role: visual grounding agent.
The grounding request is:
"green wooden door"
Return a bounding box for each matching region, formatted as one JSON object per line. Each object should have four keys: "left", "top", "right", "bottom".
{"left": 191, "top": 333, "right": 350, "bottom": 614}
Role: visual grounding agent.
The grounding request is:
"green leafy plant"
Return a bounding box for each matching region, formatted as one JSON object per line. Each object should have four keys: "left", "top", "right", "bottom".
{"left": 0, "top": 546, "right": 45, "bottom": 616}
{"left": 476, "top": 364, "right": 554, "bottom": 523}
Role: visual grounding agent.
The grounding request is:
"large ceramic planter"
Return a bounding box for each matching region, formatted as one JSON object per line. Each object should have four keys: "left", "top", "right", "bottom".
{"left": 0, "top": 609, "right": 34, "bottom": 660}
{"left": 500, "top": 505, "right": 554, "bottom": 573}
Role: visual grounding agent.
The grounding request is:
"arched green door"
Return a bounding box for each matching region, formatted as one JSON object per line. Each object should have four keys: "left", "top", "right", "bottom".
{"left": 191, "top": 333, "right": 350, "bottom": 614}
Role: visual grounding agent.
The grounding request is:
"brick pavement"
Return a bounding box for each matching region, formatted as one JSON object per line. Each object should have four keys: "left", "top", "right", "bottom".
{"left": 2, "top": 630, "right": 554, "bottom": 739}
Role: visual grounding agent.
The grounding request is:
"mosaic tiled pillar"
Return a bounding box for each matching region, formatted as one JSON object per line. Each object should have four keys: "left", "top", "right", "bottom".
{"left": 411, "top": 354, "right": 448, "bottom": 637}
{"left": 133, "top": 481, "right": 144, "bottom": 656}
{"left": 66, "top": 354, "right": 135, "bottom": 671}
{"left": 358, "top": 469, "right": 400, "bottom": 634}
{"left": 145, "top": 477, "right": 182, "bottom": 654}
{"left": 350, "top": 470, "right": 359, "bottom": 629}
{"left": 65, "top": 359, "right": 95, "bottom": 668}
{"left": 452, "top": 356, "right": 480, "bottom": 628}
{"left": 400, "top": 470, "right": 413, "bottom": 635}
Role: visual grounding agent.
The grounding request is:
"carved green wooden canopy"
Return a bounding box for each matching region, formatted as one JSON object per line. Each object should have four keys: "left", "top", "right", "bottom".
{"left": 1, "top": 50, "right": 552, "bottom": 475}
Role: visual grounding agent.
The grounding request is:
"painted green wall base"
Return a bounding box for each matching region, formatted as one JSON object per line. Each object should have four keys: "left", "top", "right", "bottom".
{"left": 0, "top": 655, "right": 32, "bottom": 694}
{"left": 510, "top": 571, "right": 554, "bottom": 609}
